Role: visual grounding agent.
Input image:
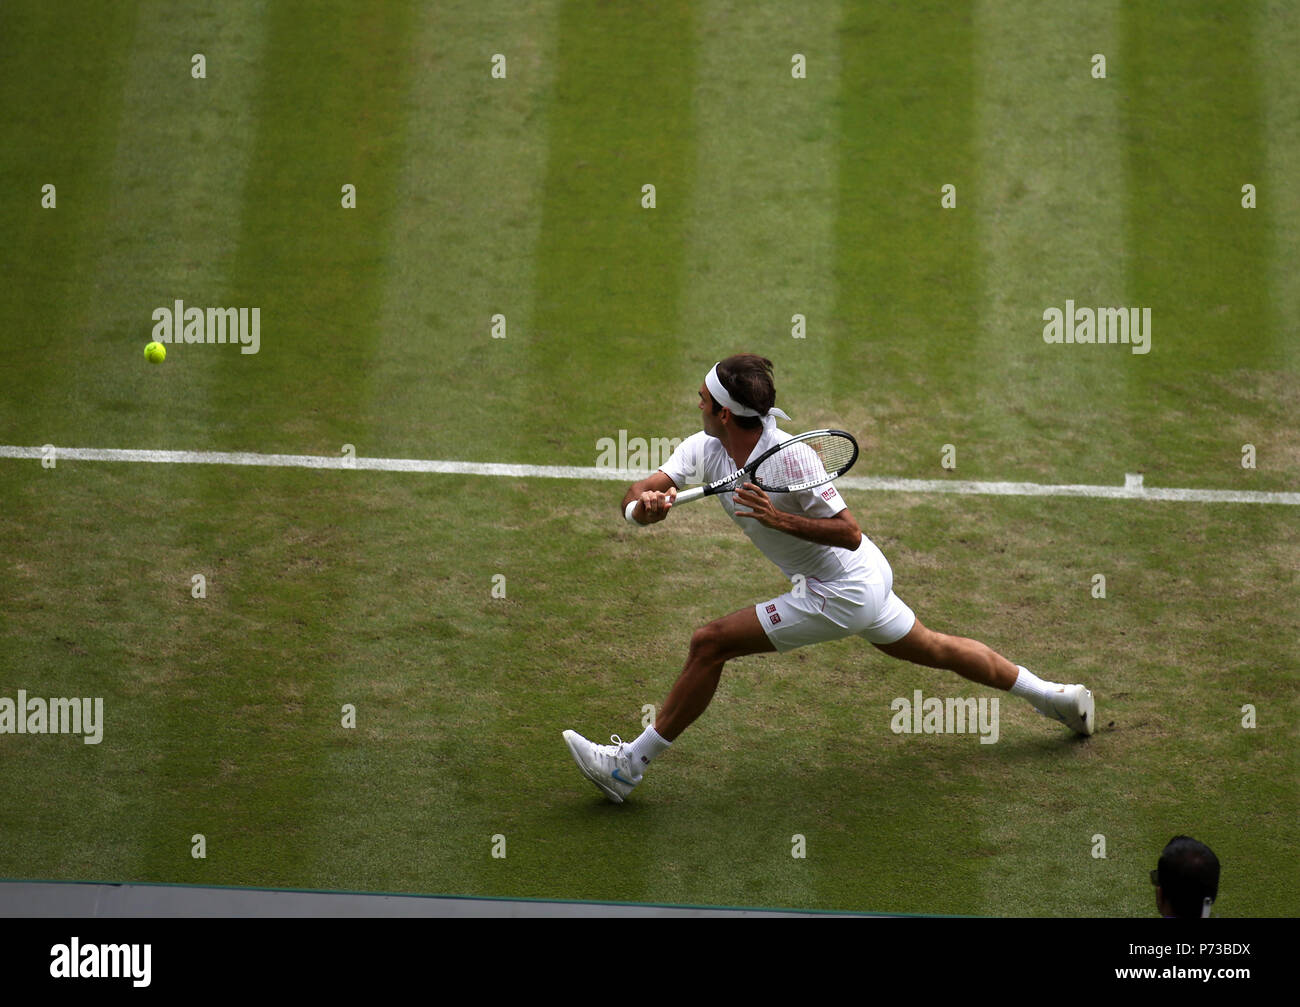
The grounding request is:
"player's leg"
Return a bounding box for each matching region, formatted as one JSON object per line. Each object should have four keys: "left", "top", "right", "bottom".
{"left": 870, "top": 615, "right": 1094, "bottom": 735}
{"left": 871, "top": 618, "right": 1017, "bottom": 689}
{"left": 562, "top": 605, "right": 775, "bottom": 803}
{"left": 856, "top": 537, "right": 1094, "bottom": 736}
{"left": 621, "top": 605, "right": 776, "bottom": 784}
{"left": 654, "top": 605, "right": 776, "bottom": 741}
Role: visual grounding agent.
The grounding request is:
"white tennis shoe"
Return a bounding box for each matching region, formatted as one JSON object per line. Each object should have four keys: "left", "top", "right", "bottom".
{"left": 562, "top": 730, "right": 641, "bottom": 803}
{"left": 1042, "top": 684, "right": 1095, "bottom": 736}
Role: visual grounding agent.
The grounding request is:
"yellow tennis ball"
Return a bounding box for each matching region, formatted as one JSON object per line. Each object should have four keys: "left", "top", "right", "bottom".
{"left": 144, "top": 341, "right": 166, "bottom": 364}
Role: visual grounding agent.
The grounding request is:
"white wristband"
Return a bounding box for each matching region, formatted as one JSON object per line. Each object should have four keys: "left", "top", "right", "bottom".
{"left": 624, "top": 499, "right": 641, "bottom": 524}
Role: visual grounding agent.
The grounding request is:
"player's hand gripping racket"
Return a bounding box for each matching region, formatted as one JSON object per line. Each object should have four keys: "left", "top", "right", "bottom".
{"left": 672, "top": 429, "right": 859, "bottom": 505}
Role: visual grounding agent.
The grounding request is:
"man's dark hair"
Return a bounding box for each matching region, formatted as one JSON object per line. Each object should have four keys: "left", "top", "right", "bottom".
{"left": 1157, "top": 836, "right": 1220, "bottom": 918}
{"left": 710, "top": 354, "right": 776, "bottom": 431}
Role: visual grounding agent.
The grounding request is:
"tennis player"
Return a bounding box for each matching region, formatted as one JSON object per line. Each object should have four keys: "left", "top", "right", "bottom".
{"left": 563, "top": 354, "right": 1095, "bottom": 803}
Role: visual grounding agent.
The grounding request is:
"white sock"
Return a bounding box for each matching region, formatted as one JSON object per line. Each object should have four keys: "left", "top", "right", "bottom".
{"left": 626, "top": 726, "right": 671, "bottom": 776}
{"left": 1009, "top": 665, "right": 1059, "bottom": 712}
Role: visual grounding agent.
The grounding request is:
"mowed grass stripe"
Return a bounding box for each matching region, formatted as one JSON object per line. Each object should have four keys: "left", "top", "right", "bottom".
{"left": 1125, "top": 21, "right": 1296, "bottom": 911}
{"left": 522, "top": 0, "right": 697, "bottom": 462}
{"left": 1121, "top": 3, "right": 1269, "bottom": 370}
{"left": 0, "top": 2, "right": 277, "bottom": 884}
{"left": 627, "top": 0, "right": 843, "bottom": 909}
{"left": 673, "top": 1, "right": 842, "bottom": 439}
{"left": 308, "top": 0, "right": 564, "bottom": 897}
{"left": 0, "top": 464, "right": 233, "bottom": 882}
{"left": 74, "top": 0, "right": 271, "bottom": 453}
{"left": 1121, "top": 500, "right": 1299, "bottom": 917}
{"left": 971, "top": 0, "right": 1131, "bottom": 485}
{"left": 200, "top": 1, "right": 416, "bottom": 454}
{"left": 1121, "top": 3, "right": 1290, "bottom": 491}
{"left": 89, "top": 0, "right": 274, "bottom": 886}
{"left": 362, "top": 1, "right": 560, "bottom": 465}
{"left": 0, "top": 2, "right": 136, "bottom": 439}
{"left": 490, "top": 0, "right": 698, "bottom": 903}
{"left": 831, "top": 3, "right": 982, "bottom": 481}
{"left": 138, "top": 2, "right": 419, "bottom": 887}
{"left": 969, "top": 0, "right": 1133, "bottom": 917}
{"left": 1262, "top": 1, "right": 1300, "bottom": 375}
{"left": 831, "top": 1, "right": 992, "bottom": 913}
{"left": 1123, "top": 3, "right": 1297, "bottom": 917}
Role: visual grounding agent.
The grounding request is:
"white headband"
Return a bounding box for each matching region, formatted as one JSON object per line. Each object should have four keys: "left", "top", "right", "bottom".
{"left": 706, "top": 363, "right": 791, "bottom": 425}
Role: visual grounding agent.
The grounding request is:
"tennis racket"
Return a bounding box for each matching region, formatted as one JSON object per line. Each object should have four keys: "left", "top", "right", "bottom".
{"left": 671, "top": 429, "right": 859, "bottom": 505}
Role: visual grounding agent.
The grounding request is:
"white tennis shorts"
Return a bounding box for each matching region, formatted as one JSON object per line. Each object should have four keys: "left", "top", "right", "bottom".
{"left": 755, "top": 540, "right": 916, "bottom": 651}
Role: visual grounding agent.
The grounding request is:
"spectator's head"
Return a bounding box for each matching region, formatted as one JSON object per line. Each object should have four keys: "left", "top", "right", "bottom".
{"left": 1152, "top": 836, "right": 1220, "bottom": 918}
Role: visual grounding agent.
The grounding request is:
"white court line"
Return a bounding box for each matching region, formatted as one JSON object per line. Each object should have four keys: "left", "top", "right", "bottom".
{"left": 1, "top": 445, "right": 1296, "bottom": 506}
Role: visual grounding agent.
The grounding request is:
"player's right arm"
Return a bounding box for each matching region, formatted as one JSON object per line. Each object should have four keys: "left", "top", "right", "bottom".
{"left": 621, "top": 471, "right": 678, "bottom": 525}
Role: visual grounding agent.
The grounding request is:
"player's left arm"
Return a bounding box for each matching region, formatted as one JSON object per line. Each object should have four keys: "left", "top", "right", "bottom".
{"left": 733, "top": 483, "right": 862, "bottom": 550}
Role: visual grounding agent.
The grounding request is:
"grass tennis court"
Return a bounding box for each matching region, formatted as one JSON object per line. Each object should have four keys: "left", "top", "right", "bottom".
{"left": 1, "top": 0, "right": 1296, "bottom": 916}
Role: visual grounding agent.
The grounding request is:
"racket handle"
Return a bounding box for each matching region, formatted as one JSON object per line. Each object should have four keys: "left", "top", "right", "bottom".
{"left": 672, "top": 486, "right": 705, "bottom": 505}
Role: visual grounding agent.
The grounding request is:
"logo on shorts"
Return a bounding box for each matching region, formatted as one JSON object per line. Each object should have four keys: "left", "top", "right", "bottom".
{"left": 821, "top": 487, "right": 837, "bottom": 501}
{"left": 768, "top": 612, "right": 781, "bottom": 625}
{"left": 765, "top": 604, "right": 777, "bottom": 614}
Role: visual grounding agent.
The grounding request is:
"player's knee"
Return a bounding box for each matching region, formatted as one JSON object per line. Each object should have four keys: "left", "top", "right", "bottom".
{"left": 689, "top": 621, "right": 726, "bottom": 661}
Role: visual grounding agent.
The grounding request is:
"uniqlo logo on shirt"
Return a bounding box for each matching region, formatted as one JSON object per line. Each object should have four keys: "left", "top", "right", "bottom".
{"left": 821, "top": 487, "right": 837, "bottom": 501}
{"left": 765, "top": 604, "right": 777, "bottom": 614}
{"left": 768, "top": 612, "right": 781, "bottom": 625}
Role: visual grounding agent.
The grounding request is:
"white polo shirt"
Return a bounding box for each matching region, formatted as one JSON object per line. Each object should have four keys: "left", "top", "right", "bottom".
{"left": 658, "top": 428, "right": 872, "bottom": 584}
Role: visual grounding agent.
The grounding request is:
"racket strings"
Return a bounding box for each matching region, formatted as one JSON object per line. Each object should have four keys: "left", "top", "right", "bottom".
{"left": 755, "top": 435, "right": 854, "bottom": 492}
